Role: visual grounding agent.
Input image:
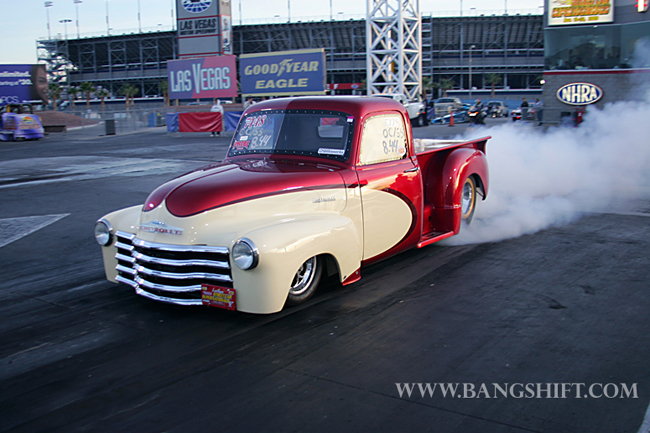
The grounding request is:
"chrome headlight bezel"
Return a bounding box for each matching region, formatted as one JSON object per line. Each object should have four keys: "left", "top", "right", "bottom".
{"left": 94, "top": 219, "right": 113, "bottom": 246}
{"left": 232, "top": 238, "right": 259, "bottom": 270}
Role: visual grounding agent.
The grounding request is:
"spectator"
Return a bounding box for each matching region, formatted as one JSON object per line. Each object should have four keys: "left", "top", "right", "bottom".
{"left": 243, "top": 97, "right": 255, "bottom": 110}
{"left": 533, "top": 98, "right": 544, "bottom": 126}
{"left": 210, "top": 99, "right": 224, "bottom": 136}
{"left": 520, "top": 98, "right": 529, "bottom": 121}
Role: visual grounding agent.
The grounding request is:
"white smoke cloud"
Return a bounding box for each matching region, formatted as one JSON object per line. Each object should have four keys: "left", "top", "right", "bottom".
{"left": 445, "top": 78, "right": 650, "bottom": 245}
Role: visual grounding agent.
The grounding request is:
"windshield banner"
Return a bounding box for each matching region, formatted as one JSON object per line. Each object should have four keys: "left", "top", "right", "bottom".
{"left": 240, "top": 49, "right": 326, "bottom": 97}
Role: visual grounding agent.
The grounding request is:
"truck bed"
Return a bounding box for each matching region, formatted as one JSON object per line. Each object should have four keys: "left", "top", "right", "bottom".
{"left": 413, "top": 137, "right": 488, "bottom": 155}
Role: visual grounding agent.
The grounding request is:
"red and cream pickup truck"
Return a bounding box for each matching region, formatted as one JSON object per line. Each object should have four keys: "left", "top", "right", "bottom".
{"left": 94, "top": 96, "right": 489, "bottom": 314}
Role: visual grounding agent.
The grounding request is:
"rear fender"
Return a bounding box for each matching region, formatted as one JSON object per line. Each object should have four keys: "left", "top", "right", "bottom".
{"left": 430, "top": 148, "right": 489, "bottom": 233}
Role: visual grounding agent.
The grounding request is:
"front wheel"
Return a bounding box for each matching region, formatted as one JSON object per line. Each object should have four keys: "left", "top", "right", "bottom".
{"left": 285, "top": 256, "right": 323, "bottom": 306}
{"left": 461, "top": 176, "right": 477, "bottom": 225}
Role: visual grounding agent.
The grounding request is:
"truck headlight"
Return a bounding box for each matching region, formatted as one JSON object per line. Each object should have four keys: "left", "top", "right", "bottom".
{"left": 94, "top": 219, "right": 113, "bottom": 246}
{"left": 232, "top": 238, "right": 259, "bottom": 270}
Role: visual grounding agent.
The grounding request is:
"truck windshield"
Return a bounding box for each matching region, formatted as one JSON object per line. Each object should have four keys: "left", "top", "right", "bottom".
{"left": 228, "top": 109, "right": 354, "bottom": 161}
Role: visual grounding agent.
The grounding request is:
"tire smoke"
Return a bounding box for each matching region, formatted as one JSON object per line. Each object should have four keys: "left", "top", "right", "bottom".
{"left": 445, "top": 44, "right": 650, "bottom": 245}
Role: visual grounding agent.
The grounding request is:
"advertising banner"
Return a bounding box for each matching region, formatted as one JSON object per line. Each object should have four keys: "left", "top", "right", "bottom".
{"left": 176, "top": 0, "right": 220, "bottom": 58}
{"left": 167, "top": 55, "right": 237, "bottom": 99}
{"left": 0, "top": 64, "right": 48, "bottom": 105}
{"left": 240, "top": 49, "right": 326, "bottom": 97}
{"left": 220, "top": 0, "right": 232, "bottom": 55}
{"left": 548, "top": 0, "right": 614, "bottom": 26}
{"left": 178, "top": 112, "right": 222, "bottom": 133}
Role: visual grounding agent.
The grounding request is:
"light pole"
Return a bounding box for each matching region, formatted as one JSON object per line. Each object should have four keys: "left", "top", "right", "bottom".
{"left": 138, "top": 0, "right": 142, "bottom": 33}
{"left": 288, "top": 0, "right": 291, "bottom": 23}
{"left": 60, "top": 19, "right": 72, "bottom": 40}
{"left": 469, "top": 44, "right": 476, "bottom": 99}
{"left": 74, "top": 0, "right": 82, "bottom": 38}
{"left": 105, "top": 0, "right": 110, "bottom": 35}
{"left": 44, "top": 1, "right": 53, "bottom": 39}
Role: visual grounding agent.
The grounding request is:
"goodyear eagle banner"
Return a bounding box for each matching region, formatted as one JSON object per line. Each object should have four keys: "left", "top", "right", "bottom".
{"left": 167, "top": 55, "right": 237, "bottom": 99}
{"left": 240, "top": 49, "right": 326, "bottom": 97}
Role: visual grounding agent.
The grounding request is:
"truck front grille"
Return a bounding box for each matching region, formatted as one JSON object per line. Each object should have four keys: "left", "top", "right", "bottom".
{"left": 114, "top": 231, "right": 232, "bottom": 306}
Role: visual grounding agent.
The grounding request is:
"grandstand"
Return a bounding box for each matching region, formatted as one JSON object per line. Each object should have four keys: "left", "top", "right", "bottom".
{"left": 37, "top": 13, "right": 543, "bottom": 99}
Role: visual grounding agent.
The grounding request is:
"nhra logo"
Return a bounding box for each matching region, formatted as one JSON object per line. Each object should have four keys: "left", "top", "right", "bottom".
{"left": 556, "top": 82, "right": 603, "bottom": 105}
{"left": 182, "top": 0, "right": 212, "bottom": 13}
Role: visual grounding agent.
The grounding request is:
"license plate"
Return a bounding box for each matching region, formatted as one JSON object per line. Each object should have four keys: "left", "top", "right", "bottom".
{"left": 201, "top": 285, "right": 236, "bottom": 310}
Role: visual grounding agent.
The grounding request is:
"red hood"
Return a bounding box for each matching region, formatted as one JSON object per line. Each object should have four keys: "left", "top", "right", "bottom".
{"left": 143, "top": 159, "right": 347, "bottom": 217}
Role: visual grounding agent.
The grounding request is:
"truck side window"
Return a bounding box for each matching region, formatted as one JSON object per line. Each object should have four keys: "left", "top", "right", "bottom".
{"left": 358, "top": 113, "right": 408, "bottom": 165}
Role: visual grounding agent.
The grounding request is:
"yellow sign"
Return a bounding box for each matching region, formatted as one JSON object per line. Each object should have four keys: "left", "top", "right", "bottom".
{"left": 549, "top": 0, "right": 614, "bottom": 26}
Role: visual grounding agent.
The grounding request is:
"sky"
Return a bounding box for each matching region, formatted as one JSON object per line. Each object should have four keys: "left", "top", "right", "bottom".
{"left": 2, "top": 0, "right": 543, "bottom": 64}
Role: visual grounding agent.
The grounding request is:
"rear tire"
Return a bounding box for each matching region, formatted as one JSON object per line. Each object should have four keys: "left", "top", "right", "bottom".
{"left": 461, "top": 177, "right": 477, "bottom": 225}
{"left": 286, "top": 256, "right": 323, "bottom": 306}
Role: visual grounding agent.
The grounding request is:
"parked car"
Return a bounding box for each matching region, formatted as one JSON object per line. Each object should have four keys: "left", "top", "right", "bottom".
{"left": 374, "top": 93, "right": 426, "bottom": 126}
{"left": 94, "top": 96, "right": 490, "bottom": 314}
{"left": 434, "top": 97, "right": 463, "bottom": 118}
{"left": 510, "top": 107, "right": 536, "bottom": 121}
{"left": 486, "top": 101, "right": 508, "bottom": 117}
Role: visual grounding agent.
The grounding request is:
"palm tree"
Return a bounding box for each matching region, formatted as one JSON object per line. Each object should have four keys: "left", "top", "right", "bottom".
{"left": 119, "top": 83, "right": 139, "bottom": 111}
{"left": 439, "top": 78, "right": 455, "bottom": 97}
{"left": 96, "top": 87, "right": 110, "bottom": 113}
{"left": 421, "top": 76, "right": 433, "bottom": 101}
{"left": 79, "top": 82, "right": 96, "bottom": 110}
{"left": 159, "top": 80, "right": 169, "bottom": 106}
{"left": 48, "top": 82, "right": 62, "bottom": 111}
{"left": 485, "top": 73, "right": 503, "bottom": 99}
{"left": 68, "top": 86, "right": 80, "bottom": 110}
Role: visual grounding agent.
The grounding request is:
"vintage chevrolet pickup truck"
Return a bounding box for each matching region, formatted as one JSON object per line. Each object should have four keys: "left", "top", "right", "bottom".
{"left": 94, "top": 96, "right": 489, "bottom": 314}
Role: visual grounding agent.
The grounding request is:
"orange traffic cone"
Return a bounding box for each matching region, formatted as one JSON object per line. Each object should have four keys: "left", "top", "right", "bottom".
{"left": 449, "top": 110, "right": 454, "bottom": 127}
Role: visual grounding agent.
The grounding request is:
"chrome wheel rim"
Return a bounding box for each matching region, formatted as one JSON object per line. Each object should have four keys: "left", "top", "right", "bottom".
{"left": 461, "top": 180, "right": 474, "bottom": 217}
{"left": 290, "top": 257, "right": 317, "bottom": 296}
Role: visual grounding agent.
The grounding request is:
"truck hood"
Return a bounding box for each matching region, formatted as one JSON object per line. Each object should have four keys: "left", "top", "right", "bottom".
{"left": 143, "top": 159, "right": 346, "bottom": 217}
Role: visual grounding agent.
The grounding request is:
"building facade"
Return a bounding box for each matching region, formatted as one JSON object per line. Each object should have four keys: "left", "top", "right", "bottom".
{"left": 542, "top": 0, "right": 650, "bottom": 123}
{"left": 37, "top": 13, "right": 544, "bottom": 101}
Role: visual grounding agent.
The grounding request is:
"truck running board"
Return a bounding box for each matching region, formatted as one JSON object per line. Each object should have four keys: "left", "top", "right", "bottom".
{"left": 417, "top": 231, "right": 455, "bottom": 248}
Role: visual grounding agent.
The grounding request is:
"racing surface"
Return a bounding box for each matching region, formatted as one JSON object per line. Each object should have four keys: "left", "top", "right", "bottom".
{"left": 1, "top": 121, "right": 649, "bottom": 433}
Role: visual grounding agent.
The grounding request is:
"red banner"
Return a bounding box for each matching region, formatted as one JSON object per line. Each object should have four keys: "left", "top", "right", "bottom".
{"left": 178, "top": 112, "right": 222, "bottom": 133}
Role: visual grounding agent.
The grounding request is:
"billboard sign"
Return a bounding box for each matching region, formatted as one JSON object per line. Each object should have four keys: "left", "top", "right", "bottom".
{"left": 220, "top": 0, "right": 232, "bottom": 55}
{"left": 167, "top": 55, "right": 237, "bottom": 99}
{"left": 556, "top": 82, "right": 603, "bottom": 105}
{"left": 240, "top": 49, "right": 326, "bottom": 97}
{"left": 177, "top": 0, "right": 220, "bottom": 58}
{"left": 549, "top": 0, "right": 614, "bottom": 26}
{"left": 0, "top": 64, "right": 48, "bottom": 105}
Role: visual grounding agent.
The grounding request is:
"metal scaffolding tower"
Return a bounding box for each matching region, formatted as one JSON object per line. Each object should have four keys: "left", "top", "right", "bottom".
{"left": 366, "top": 0, "right": 422, "bottom": 101}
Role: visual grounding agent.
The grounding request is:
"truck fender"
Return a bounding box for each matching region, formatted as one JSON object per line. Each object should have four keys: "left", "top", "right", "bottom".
{"left": 97, "top": 205, "right": 143, "bottom": 282}
{"left": 231, "top": 215, "right": 361, "bottom": 313}
{"left": 432, "top": 148, "right": 489, "bottom": 234}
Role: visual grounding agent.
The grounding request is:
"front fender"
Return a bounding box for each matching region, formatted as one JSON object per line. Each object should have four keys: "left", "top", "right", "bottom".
{"left": 98, "top": 205, "right": 142, "bottom": 282}
{"left": 232, "top": 214, "right": 361, "bottom": 314}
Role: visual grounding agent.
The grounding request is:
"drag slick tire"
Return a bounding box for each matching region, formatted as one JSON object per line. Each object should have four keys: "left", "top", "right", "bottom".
{"left": 286, "top": 256, "right": 323, "bottom": 306}
{"left": 461, "top": 176, "right": 477, "bottom": 225}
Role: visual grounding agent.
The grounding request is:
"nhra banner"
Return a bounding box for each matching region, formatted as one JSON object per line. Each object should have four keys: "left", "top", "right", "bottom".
{"left": 240, "top": 49, "right": 326, "bottom": 97}
{"left": 167, "top": 56, "right": 237, "bottom": 99}
{"left": 0, "top": 64, "right": 48, "bottom": 105}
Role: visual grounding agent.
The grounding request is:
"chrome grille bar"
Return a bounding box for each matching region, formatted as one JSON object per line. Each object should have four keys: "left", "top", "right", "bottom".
{"left": 113, "top": 231, "right": 232, "bottom": 306}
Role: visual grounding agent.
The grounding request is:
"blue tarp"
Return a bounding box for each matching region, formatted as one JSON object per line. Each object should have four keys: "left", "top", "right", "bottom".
{"left": 225, "top": 111, "right": 243, "bottom": 132}
{"left": 166, "top": 112, "right": 179, "bottom": 132}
